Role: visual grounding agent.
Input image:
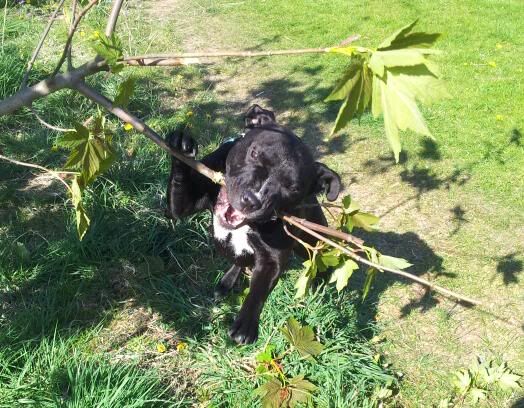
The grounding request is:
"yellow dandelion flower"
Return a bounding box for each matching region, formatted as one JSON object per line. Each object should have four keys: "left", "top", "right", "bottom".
{"left": 156, "top": 343, "right": 167, "bottom": 353}
{"left": 496, "top": 114, "right": 505, "bottom": 121}
{"left": 186, "top": 111, "right": 193, "bottom": 117}
{"left": 496, "top": 43, "right": 503, "bottom": 49}
{"left": 79, "top": 31, "right": 86, "bottom": 38}
{"left": 488, "top": 61, "right": 497, "bottom": 68}
{"left": 176, "top": 342, "right": 188, "bottom": 352}
{"left": 92, "top": 30, "right": 100, "bottom": 39}
{"left": 123, "top": 123, "right": 133, "bottom": 131}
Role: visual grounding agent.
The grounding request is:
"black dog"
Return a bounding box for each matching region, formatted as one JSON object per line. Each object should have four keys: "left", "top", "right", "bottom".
{"left": 166, "top": 106, "right": 341, "bottom": 344}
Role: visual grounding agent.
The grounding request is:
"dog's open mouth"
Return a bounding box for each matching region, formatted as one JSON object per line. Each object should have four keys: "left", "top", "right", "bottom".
{"left": 215, "top": 187, "right": 246, "bottom": 229}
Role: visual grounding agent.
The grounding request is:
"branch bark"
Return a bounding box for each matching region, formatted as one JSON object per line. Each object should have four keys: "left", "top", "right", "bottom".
{"left": 52, "top": 0, "right": 100, "bottom": 76}
{"left": 282, "top": 215, "right": 481, "bottom": 306}
{"left": 21, "top": 0, "right": 66, "bottom": 88}
{"left": 0, "top": 60, "right": 107, "bottom": 116}
{"left": 73, "top": 81, "right": 225, "bottom": 184}
{"left": 105, "top": 0, "right": 125, "bottom": 36}
{"left": 0, "top": 154, "right": 76, "bottom": 193}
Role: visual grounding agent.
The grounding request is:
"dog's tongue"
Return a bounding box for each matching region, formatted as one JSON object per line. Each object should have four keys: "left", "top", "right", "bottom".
{"left": 216, "top": 187, "right": 246, "bottom": 228}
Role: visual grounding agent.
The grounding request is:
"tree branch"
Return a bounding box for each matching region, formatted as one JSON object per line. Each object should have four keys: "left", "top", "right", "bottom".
{"left": 282, "top": 215, "right": 481, "bottom": 306}
{"left": 21, "top": 0, "right": 67, "bottom": 88}
{"left": 105, "top": 0, "right": 124, "bottom": 36}
{"left": 0, "top": 59, "right": 107, "bottom": 116}
{"left": 73, "top": 81, "right": 225, "bottom": 184}
{"left": 0, "top": 153, "right": 76, "bottom": 193}
{"left": 52, "top": 0, "right": 100, "bottom": 77}
{"left": 30, "top": 107, "right": 73, "bottom": 132}
{"left": 66, "top": 0, "right": 78, "bottom": 70}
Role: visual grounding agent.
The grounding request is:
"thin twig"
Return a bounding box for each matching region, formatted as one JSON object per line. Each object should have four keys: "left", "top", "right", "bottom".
{"left": 282, "top": 215, "right": 481, "bottom": 306}
{"left": 66, "top": 0, "right": 78, "bottom": 70}
{"left": 21, "top": 0, "right": 67, "bottom": 87}
{"left": 30, "top": 107, "right": 73, "bottom": 132}
{"left": 52, "top": 0, "right": 99, "bottom": 76}
{"left": 73, "top": 81, "right": 225, "bottom": 184}
{"left": 0, "top": 154, "right": 76, "bottom": 193}
{"left": 122, "top": 48, "right": 331, "bottom": 62}
{"left": 283, "top": 224, "right": 322, "bottom": 252}
{"left": 1, "top": 0, "right": 7, "bottom": 53}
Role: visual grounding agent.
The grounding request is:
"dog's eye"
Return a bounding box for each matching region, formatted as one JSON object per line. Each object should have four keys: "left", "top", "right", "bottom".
{"left": 250, "top": 149, "right": 258, "bottom": 160}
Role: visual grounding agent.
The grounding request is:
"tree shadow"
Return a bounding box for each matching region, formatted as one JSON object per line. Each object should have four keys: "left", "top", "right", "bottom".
{"left": 347, "top": 230, "right": 458, "bottom": 328}
{"left": 495, "top": 252, "right": 523, "bottom": 285}
{"left": 511, "top": 396, "right": 524, "bottom": 408}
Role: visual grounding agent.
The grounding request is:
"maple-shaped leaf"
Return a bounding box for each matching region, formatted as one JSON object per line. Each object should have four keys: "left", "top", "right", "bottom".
{"left": 280, "top": 317, "right": 324, "bottom": 360}
{"left": 379, "top": 255, "right": 413, "bottom": 270}
{"left": 329, "top": 258, "right": 358, "bottom": 291}
{"left": 256, "top": 377, "right": 284, "bottom": 408}
{"left": 288, "top": 375, "right": 317, "bottom": 407}
{"left": 71, "top": 176, "right": 90, "bottom": 240}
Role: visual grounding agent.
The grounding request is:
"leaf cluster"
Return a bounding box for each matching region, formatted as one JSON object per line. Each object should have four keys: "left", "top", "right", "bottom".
{"left": 327, "top": 20, "right": 448, "bottom": 161}
{"left": 90, "top": 32, "right": 125, "bottom": 73}
{"left": 449, "top": 358, "right": 522, "bottom": 405}
{"left": 255, "top": 318, "right": 323, "bottom": 408}
{"left": 55, "top": 75, "right": 135, "bottom": 239}
{"left": 294, "top": 194, "right": 412, "bottom": 298}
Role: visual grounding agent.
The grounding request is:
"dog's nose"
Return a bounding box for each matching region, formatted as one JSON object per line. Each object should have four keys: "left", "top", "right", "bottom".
{"left": 240, "top": 191, "right": 261, "bottom": 212}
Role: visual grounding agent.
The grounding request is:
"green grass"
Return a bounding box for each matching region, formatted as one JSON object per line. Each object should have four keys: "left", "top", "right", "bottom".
{"left": 1, "top": 0, "right": 523, "bottom": 407}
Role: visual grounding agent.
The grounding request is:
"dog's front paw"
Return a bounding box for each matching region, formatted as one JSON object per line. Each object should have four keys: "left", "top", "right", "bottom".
{"left": 229, "top": 312, "right": 259, "bottom": 345}
{"left": 167, "top": 129, "right": 198, "bottom": 158}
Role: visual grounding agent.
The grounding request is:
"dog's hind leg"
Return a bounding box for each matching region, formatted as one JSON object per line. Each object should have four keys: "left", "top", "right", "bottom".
{"left": 214, "top": 265, "right": 243, "bottom": 300}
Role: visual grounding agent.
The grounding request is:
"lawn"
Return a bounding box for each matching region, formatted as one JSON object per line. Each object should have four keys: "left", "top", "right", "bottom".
{"left": 0, "top": 0, "right": 523, "bottom": 407}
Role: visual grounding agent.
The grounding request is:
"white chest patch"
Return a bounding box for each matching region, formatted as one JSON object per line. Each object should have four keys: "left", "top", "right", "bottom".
{"left": 213, "top": 215, "right": 254, "bottom": 256}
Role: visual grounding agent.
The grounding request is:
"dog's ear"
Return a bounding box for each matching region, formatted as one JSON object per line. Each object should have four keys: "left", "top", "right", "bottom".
{"left": 314, "top": 162, "right": 342, "bottom": 201}
{"left": 244, "top": 104, "right": 276, "bottom": 128}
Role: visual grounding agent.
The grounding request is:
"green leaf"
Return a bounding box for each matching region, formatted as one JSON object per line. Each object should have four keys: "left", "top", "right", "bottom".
{"left": 71, "top": 176, "right": 90, "bottom": 240}
{"left": 256, "top": 344, "right": 276, "bottom": 364}
{"left": 320, "top": 253, "right": 340, "bottom": 268}
{"left": 362, "top": 268, "right": 377, "bottom": 299}
{"left": 255, "top": 377, "right": 283, "bottom": 408}
{"left": 373, "top": 49, "right": 429, "bottom": 68}
{"left": 330, "top": 73, "right": 363, "bottom": 135}
{"left": 379, "top": 255, "right": 413, "bottom": 270}
{"left": 61, "top": 122, "right": 115, "bottom": 185}
{"left": 379, "top": 77, "right": 401, "bottom": 161}
{"left": 378, "top": 20, "right": 419, "bottom": 50}
{"left": 114, "top": 77, "right": 136, "bottom": 108}
{"left": 369, "top": 52, "right": 385, "bottom": 77}
{"left": 497, "top": 371, "right": 522, "bottom": 391}
{"left": 329, "top": 259, "right": 358, "bottom": 291}
{"left": 371, "top": 73, "right": 382, "bottom": 117}
{"left": 325, "top": 61, "right": 362, "bottom": 102}
{"left": 388, "top": 65, "right": 449, "bottom": 104}
{"left": 469, "top": 387, "right": 486, "bottom": 404}
{"left": 452, "top": 369, "right": 472, "bottom": 394}
{"left": 295, "top": 257, "right": 318, "bottom": 298}
{"left": 350, "top": 211, "right": 380, "bottom": 232}
{"left": 90, "top": 33, "right": 124, "bottom": 73}
{"left": 288, "top": 375, "right": 317, "bottom": 406}
{"left": 280, "top": 317, "right": 324, "bottom": 359}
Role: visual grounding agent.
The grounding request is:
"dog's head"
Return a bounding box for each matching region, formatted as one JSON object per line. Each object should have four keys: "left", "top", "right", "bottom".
{"left": 216, "top": 125, "right": 341, "bottom": 228}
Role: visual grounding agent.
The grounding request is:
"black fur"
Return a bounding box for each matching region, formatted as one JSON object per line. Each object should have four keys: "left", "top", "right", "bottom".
{"left": 166, "top": 106, "right": 341, "bottom": 344}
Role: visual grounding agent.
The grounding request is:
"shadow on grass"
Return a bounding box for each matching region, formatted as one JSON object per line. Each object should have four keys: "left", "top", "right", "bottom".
{"left": 495, "top": 252, "right": 523, "bottom": 285}
{"left": 348, "top": 230, "right": 456, "bottom": 327}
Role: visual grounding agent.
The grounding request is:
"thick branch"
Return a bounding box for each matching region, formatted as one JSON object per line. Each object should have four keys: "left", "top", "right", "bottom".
{"left": 73, "top": 81, "right": 224, "bottom": 184}
{"left": 0, "top": 60, "right": 107, "bottom": 116}
{"left": 21, "top": 0, "right": 66, "bottom": 88}
{"left": 282, "top": 215, "right": 481, "bottom": 306}
{"left": 52, "top": 0, "right": 100, "bottom": 76}
{"left": 284, "top": 215, "right": 365, "bottom": 246}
